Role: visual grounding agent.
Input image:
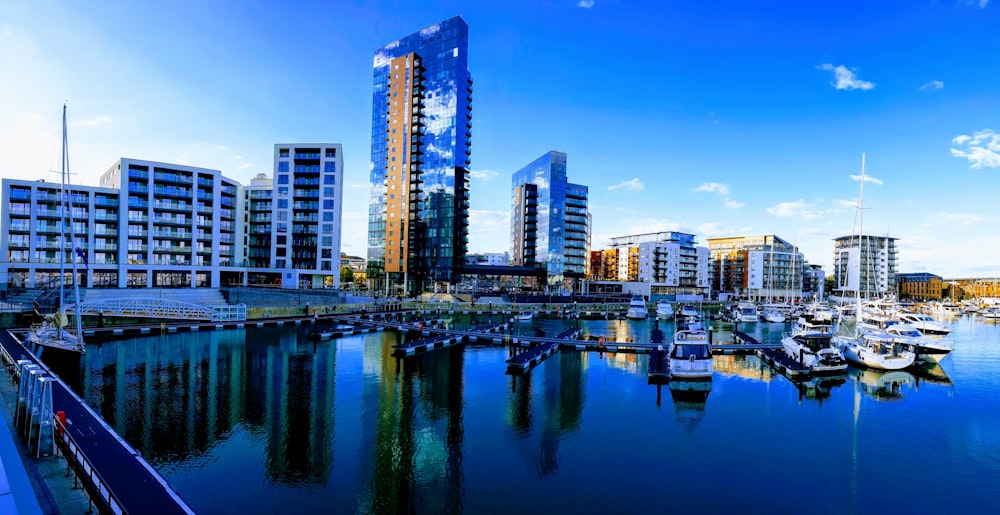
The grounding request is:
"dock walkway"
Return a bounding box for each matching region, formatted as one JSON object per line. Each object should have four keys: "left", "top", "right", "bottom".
{"left": 0, "top": 331, "right": 194, "bottom": 515}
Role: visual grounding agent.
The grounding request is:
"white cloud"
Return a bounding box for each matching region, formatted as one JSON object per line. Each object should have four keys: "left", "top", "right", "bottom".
{"left": 469, "top": 169, "right": 499, "bottom": 180}
{"left": 468, "top": 209, "right": 510, "bottom": 253}
{"left": 951, "top": 129, "right": 1000, "bottom": 169}
{"left": 849, "top": 174, "right": 883, "bottom": 185}
{"left": 766, "top": 199, "right": 822, "bottom": 219}
{"left": 76, "top": 115, "right": 112, "bottom": 127}
{"left": 695, "top": 222, "right": 729, "bottom": 237}
{"left": 724, "top": 199, "right": 745, "bottom": 209}
{"left": 817, "top": 63, "right": 875, "bottom": 91}
{"left": 693, "top": 182, "right": 729, "bottom": 195}
{"left": 237, "top": 162, "right": 253, "bottom": 170}
{"left": 936, "top": 212, "right": 985, "bottom": 225}
{"left": 578, "top": 0, "right": 595, "bottom": 8}
{"left": 608, "top": 178, "right": 644, "bottom": 191}
{"left": 920, "top": 80, "right": 944, "bottom": 91}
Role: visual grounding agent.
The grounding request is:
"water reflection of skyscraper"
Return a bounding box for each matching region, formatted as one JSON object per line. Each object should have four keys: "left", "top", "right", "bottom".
{"left": 367, "top": 342, "right": 465, "bottom": 513}
{"left": 505, "top": 352, "right": 586, "bottom": 476}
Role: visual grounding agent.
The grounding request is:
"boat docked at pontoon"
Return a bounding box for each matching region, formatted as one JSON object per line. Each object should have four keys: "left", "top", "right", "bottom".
{"left": 627, "top": 295, "right": 649, "bottom": 320}
{"left": 882, "top": 323, "right": 952, "bottom": 363}
{"left": 655, "top": 300, "right": 674, "bottom": 320}
{"left": 677, "top": 304, "right": 700, "bottom": 323}
{"left": 732, "top": 302, "right": 759, "bottom": 323}
{"left": 781, "top": 325, "right": 848, "bottom": 376}
{"left": 896, "top": 312, "right": 951, "bottom": 336}
{"left": 835, "top": 331, "right": 916, "bottom": 371}
{"left": 669, "top": 325, "right": 713, "bottom": 380}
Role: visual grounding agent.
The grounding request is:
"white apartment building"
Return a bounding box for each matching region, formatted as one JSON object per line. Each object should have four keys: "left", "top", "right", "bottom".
{"left": 1, "top": 147, "right": 344, "bottom": 291}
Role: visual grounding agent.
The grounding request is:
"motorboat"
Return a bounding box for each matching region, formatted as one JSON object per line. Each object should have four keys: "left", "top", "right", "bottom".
{"left": 655, "top": 300, "right": 674, "bottom": 320}
{"left": 733, "top": 302, "right": 759, "bottom": 323}
{"left": 781, "top": 327, "right": 848, "bottom": 376}
{"left": 882, "top": 323, "right": 952, "bottom": 363}
{"left": 982, "top": 307, "right": 1000, "bottom": 320}
{"left": 626, "top": 295, "right": 649, "bottom": 320}
{"left": 677, "top": 305, "right": 700, "bottom": 322}
{"left": 802, "top": 303, "right": 835, "bottom": 324}
{"left": 835, "top": 331, "right": 916, "bottom": 371}
{"left": 896, "top": 312, "right": 951, "bottom": 336}
{"left": 669, "top": 327, "right": 713, "bottom": 380}
{"left": 514, "top": 312, "right": 534, "bottom": 322}
{"left": 791, "top": 316, "right": 832, "bottom": 335}
{"left": 760, "top": 308, "right": 786, "bottom": 323}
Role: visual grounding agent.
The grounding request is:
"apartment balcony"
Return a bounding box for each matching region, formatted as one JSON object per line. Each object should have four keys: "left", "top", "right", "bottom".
{"left": 152, "top": 246, "right": 193, "bottom": 254}
{"left": 153, "top": 172, "right": 194, "bottom": 185}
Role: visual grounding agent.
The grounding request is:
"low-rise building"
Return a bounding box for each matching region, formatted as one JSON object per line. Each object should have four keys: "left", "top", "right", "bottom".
{"left": 896, "top": 272, "right": 943, "bottom": 300}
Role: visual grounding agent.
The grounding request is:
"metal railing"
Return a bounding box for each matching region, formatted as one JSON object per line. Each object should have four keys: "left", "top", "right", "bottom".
{"left": 69, "top": 298, "right": 246, "bottom": 322}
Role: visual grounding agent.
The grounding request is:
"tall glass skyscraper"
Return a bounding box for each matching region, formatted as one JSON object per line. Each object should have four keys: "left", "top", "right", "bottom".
{"left": 367, "top": 16, "right": 472, "bottom": 294}
{"left": 511, "top": 151, "right": 589, "bottom": 288}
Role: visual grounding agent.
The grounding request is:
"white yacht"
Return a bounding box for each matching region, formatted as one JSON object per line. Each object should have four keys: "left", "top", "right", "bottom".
{"left": 677, "top": 305, "right": 700, "bottom": 322}
{"left": 883, "top": 323, "right": 952, "bottom": 363}
{"left": 514, "top": 312, "right": 534, "bottom": 322}
{"left": 655, "top": 300, "right": 674, "bottom": 320}
{"left": 781, "top": 326, "right": 848, "bottom": 375}
{"left": 982, "top": 307, "right": 1000, "bottom": 320}
{"left": 760, "top": 307, "right": 786, "bottom": 323}
{"left": 835, "top": 331, "right": 916, "bottom": 371}
{"left": 733, "top": 302, "right": 759, "bottom": 323}
{"left": 626, "top": 295, "right": 649, "bottom": 320}
{"left": 896, "top": 312, "right": 951, "bottom": 336}
{"left": 669, "top": 327, "right": 713, "bottom": 380}
{"left": 802, "top": 303, "right": 834, "bottom": 324}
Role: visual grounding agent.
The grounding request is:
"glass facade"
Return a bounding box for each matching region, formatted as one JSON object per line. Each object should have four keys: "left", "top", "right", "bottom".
{"left": 511, "top": 151, "right": 589, "bottom": 285}
{"left": 368, "top": 16, "right": 472, "bottom": 290}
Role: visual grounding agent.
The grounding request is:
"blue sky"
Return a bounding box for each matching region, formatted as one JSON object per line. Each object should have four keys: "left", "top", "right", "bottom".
{"left": 3, "top": 0, "right": 999, "bottom": 277}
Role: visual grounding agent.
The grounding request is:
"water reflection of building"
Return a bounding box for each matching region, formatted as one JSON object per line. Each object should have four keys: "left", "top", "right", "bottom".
{"left": 506, "top": 352, "right": 587, "bottom": 475}
{"left": 257, "top": 327, "right": 336, "bottom": 484}
{"left": 362, "top": 335, "right": 465, "bottom": 513}
{"left": 713, "top": 354, "right": 776, "bottom": 382}
{"left": 83, "top": 330, "right": 251, "bottom": 466}
{"left": 604, "top": 352, "right": 641, "bottom": 376}
{"left": 81, "top": 327, "right": 343, "bottom": 484}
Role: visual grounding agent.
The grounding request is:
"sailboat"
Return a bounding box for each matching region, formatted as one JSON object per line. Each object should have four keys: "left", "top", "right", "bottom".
{"left": 27, "top": 104, "right": 86, "bottom": 355}
{"left": 833, "top": 154, "right": 913, "bottom": 370}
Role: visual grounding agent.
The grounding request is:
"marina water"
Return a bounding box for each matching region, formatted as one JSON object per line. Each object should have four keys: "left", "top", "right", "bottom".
{"left": 72, "top": 315, "right": 1000, "bottom": 513}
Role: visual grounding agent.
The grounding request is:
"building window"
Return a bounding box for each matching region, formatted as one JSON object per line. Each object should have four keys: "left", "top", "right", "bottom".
{"left": 279, "top": 148, "right": 289, "bottom": 157}
{"left": 323, "top": 224, "right": 332, "bottom": 235}
{"left": 277, "top": 235, "right": 287, "bottom": 245}
{"left": 278, "top": 162, "right": 289, "bottom": 172}
{"left": 324, "top": 187, "right": 334, "bottom": 197}
{"left": 323, "top": 200, "right": 334, "bottom": 210}
{"left": 324, "top": 175, "right": 335, "bottom": 185}
{"left": 325, "top": 148, "right": 336, "bottom": 157}
{"left": 277, "top": 199, "right": 288, "bottom": 209}
{"left": 277, "top": 174, "right": 289, "bottom": 184}
{"left": 324, "top": 162, "right": 335, "bottom": 173}
{"left": 323, "top": 212, "right": 333, "bottom": 222}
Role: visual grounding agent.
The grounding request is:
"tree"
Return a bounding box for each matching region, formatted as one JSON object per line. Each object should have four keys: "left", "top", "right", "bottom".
{"left": 340, "top": 266, "right": 354, "bottom": 284}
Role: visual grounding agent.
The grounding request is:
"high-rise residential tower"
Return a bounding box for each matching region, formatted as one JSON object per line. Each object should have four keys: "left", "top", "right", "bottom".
{"left": 832, "top": 234, "right": 898, "bottom": 300}
{"left": 367, "top": 16, "right": 472, "bottom": 294}
{"left": 510, "top": 151, "right": 589, "bottom": 289}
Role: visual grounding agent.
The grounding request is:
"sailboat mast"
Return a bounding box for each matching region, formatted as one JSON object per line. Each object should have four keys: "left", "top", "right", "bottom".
{"left": 62, "top": 104, "right": 85, "bottom": 345}
{"left": 59, "top": 105, "right": 67, "bottom": 313}
{"left": 856, "top": 153, "right": 866, "bottom": 325}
